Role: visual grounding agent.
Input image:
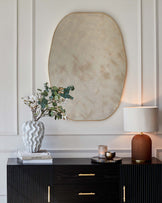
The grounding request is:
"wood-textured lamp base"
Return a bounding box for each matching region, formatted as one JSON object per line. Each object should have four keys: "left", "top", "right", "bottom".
{"left": 132, "top": 133, "right": 152, "bottom": 163}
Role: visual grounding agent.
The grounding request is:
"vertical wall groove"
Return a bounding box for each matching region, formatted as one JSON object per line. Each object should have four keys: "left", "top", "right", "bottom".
{"left": 154, "top": 0, "right": 159, "bottom": 107}
{"left": 32, "top": 0, "right": 35, "bottom": 95}
{"left": 16, "top": 0, "right": 19, "bottom": 135}
{"left": 138, "top": 0, "right": 143, "bottom": 106}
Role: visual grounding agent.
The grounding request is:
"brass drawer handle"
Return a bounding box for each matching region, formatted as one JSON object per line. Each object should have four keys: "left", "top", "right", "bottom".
{"left": 123, "top": 185, "right": 126, "bottom": 202}
{"left": 48, "top": 186, "right": 50, "bottom": 203}
{"left": 78, "top": 192, "right": 96, "bottom": 196}
{"left": 78, "top": 174, "right": 96, "bottom": 177}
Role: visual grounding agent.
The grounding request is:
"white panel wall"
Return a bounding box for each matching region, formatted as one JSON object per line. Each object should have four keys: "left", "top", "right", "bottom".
{"left": 34, "top": 0, "right": 139, "bottom": 134}
{"left": 158, "top": 0, "right": 162, "bottom": 132}
{"left": 0, "top": 0, "right": 162, "bottom": 201}
{"left": 0, "top": 0, "right": 17, "bottom": 135}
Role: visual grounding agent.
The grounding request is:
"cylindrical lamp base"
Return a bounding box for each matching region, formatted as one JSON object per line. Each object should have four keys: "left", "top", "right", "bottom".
{"left": 132, "top": 133, "right": 152, "bottom": 163}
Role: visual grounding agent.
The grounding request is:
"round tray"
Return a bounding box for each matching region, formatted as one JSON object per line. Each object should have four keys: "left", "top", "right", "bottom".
{"left": 91, "top": 156, "right": 122, "bottom": 164}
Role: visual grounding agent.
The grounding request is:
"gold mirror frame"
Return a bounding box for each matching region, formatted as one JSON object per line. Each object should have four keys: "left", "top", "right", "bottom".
{"left": 48, "top": 12, "right": 127, "bottom": 121}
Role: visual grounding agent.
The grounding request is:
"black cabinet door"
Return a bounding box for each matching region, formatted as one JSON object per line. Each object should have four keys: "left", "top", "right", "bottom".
{"left": 7, "top": 165, "right": 52, "bottom": 203}
{"left": 121, "top": 165, "right": 162, "bottom": 203}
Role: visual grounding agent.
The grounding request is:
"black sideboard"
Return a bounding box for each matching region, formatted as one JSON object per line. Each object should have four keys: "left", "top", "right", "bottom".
{"left": 7, "top": 157, "right": 162, "bottom": 203}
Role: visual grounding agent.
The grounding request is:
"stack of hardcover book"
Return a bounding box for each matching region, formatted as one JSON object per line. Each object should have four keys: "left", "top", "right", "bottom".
{"left": 17, "top": 150, "right": 53, "bottom": 164}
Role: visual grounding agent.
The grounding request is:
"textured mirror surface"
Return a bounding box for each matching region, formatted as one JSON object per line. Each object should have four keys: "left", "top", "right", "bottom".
{"left": 49, "top": 12, "right": 127, "bottom": 120}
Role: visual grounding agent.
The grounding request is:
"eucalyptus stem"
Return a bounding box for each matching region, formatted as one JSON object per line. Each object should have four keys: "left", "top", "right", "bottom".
{"left": 35, "top": 108, "right": 47, "bottom": 121}
{"left": 22, "top": 82, "right": 74, "bottom": 121}
{"left": 31, "top": 109, "right": 37, "bottom": 121}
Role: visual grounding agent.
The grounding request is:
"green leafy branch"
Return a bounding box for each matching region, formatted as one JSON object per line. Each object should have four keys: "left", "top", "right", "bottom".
{"left": 22, "top": 82, "right": 74, "bottom": 121}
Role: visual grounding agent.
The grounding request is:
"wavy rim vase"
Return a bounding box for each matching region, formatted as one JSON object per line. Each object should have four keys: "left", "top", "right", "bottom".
{"left": 22, "top": 120, "right": 45, "bottom": 153}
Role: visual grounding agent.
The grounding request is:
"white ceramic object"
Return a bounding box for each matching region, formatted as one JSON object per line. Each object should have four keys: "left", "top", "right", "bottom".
{"left": 22, "top": 120, "right": 45, "bottom": 153}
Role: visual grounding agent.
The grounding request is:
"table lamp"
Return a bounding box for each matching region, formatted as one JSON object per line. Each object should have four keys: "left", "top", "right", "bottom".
{"left": 123, "top": 106, "right": 158, "bottom": 163}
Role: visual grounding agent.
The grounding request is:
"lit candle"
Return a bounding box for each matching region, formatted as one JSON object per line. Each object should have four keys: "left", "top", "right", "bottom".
{"left": 98, "top": 145, "right": 108, "bottom": 158}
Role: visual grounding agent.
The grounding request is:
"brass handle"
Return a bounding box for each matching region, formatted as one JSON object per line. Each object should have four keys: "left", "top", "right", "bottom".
{"left": 48, "top": 186, "right": 50, "bottom": 203}
{"left": 78, "top": 174, "right": 95, "bottom": 177}
{"left": 78, "top": 192, "right": 96, "bottom": 196}
{"left": 123, "top": 185, "right": 126, "bottom": 202}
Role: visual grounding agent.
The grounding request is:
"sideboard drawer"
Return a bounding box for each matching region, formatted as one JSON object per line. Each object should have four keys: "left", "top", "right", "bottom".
{"left": 51, "top": 184, "right": 120, "bottom": 203}
{"left": 53, "top": 164, "right": 120, "bottom": 184}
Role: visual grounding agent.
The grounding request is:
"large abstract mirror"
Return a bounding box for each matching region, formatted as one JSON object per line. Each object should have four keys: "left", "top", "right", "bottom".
{"left": 48, "top": 12, "right": 127, "bottom": 121}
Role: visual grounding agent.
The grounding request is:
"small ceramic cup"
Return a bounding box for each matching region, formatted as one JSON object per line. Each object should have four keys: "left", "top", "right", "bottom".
{"left": 105, "top": 151, "right": 116, "bottom": 160}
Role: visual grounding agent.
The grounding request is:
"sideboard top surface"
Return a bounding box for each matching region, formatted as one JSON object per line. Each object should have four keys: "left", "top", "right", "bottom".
{"left": 7, "top": 157, "right": 161, "bottom": 166}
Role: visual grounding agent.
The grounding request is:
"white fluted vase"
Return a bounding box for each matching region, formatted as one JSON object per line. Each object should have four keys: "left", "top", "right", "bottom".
{"left": 22, "top": 120, "right": 45, "bottom": 153}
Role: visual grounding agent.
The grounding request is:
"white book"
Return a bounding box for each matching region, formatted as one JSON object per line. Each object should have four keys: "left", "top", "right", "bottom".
{"left": 18, "top": 158, "right": 53, "bottom": 164}
{"left": 17, "top": 150, "right": 52, "bottom": 160}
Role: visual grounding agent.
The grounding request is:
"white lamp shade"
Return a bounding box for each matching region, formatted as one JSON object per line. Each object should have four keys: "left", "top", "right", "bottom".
{"left": 123, "top": 106, "right": 158, "bottom": 132}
